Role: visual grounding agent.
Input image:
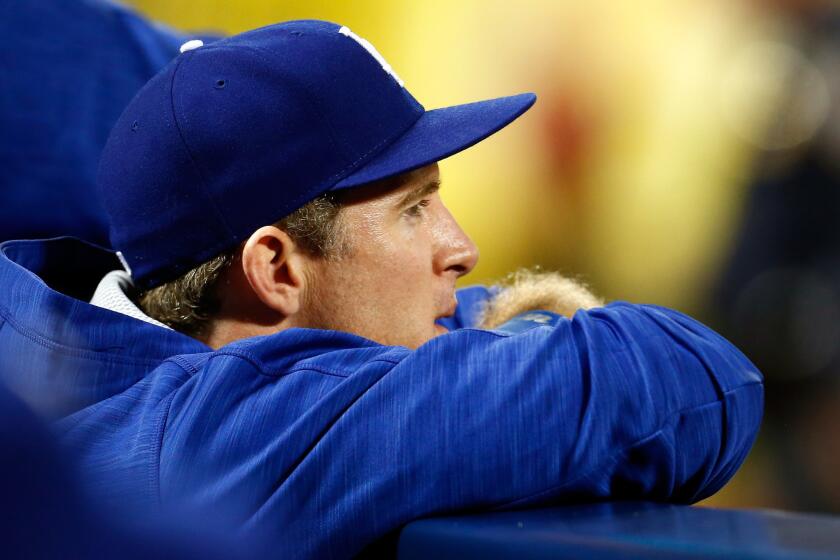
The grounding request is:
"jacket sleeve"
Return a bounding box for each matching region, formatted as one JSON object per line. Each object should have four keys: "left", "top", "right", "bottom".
{"left": 285, "top": 302, "right": 763, "bottom": 557}
{"left": 435, "top": 285, "right": 495, "bottom": 331}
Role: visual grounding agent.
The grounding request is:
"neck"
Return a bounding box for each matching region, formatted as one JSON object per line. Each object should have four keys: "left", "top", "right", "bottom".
{"left": 200, "top": 315, "right": 302, "bottom": 349}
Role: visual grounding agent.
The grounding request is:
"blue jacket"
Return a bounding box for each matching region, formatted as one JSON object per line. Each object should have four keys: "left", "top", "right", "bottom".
{"left": 0, "top": 237, "right": 764, "bottom": 558}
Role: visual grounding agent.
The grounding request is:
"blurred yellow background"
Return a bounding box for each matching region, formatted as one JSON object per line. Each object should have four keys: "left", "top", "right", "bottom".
{"left": 126, "top": 0, "right": 831, "bottom": 511}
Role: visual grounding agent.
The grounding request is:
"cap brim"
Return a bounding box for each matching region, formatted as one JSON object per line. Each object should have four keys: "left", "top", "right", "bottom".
{"left": 332, "top": 92, "right": 536, "bottom": 190}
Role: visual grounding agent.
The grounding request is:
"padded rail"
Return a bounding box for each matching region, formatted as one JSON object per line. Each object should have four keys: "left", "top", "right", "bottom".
{"left": 398, "top": 502, "right": 840, "bottom": 559}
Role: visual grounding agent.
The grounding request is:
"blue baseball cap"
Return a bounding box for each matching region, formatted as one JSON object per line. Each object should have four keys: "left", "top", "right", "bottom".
{"left": 98, "top": 20, "right": 536, "bottom": 289}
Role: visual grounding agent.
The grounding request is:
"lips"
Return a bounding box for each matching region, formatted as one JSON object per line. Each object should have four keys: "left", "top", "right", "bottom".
{"left": 436, "top": 299, "right": 457, "bottom": 320}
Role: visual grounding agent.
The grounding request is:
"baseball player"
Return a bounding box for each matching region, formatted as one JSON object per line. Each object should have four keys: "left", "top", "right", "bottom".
{"left": 0, "top": 20, "right": 763, "bottom": 558}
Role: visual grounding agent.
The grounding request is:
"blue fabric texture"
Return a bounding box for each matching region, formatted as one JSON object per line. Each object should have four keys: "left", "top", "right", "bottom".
{"left": 0, "top": 238, "right": 764, "bottom": 559}
{"left": 97, "top": 19, "right": 536, "bottom": 289}
{"left": 0, "top": 0, "right": 187, "bottom": 246}
{"left": 0, "top": 381, "right": 260, "bottom": 559}
{"left": 492, "top": 310, "right": 564, "bottom": 334}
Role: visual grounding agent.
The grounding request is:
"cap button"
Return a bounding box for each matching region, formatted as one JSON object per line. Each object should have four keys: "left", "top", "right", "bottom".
{"left": 179, "top": 39, "right": 204, "bottom": 53}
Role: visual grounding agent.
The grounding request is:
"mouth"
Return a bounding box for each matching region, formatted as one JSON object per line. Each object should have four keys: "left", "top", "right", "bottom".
{"left": 433, "top": 299, "right": 458, "bottom": 335}
{"left": 436, "top": 299, "right": 458, "bottom": 321}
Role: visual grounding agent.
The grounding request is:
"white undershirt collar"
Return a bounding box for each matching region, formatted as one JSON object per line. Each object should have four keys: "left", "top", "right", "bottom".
{"left": 89, "top": 270, "right": 172, "bottom": 330}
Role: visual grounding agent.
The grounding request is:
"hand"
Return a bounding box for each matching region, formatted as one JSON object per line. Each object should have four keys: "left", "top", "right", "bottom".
{"left": 478, "top": 269, "right": 604, "bottom": 329}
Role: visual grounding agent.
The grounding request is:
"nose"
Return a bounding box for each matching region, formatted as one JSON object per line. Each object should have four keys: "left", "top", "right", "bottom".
{"left": 434, "top": 205, "right": 479, "bottom": 278}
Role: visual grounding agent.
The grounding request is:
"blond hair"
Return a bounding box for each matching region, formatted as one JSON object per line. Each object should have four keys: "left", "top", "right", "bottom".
{"left": 478, "top": 268, "right": 603, "bottom": 329}
{"left": 137, "top": 194, "right": 344, "bottom": 338}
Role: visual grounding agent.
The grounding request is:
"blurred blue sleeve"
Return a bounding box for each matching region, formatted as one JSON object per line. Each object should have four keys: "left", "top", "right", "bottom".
{"left": 0, "top": 380, "right": 259, "bottom": 560}
{"left": 0, "top": 0, "right": 200, "bottom": 244}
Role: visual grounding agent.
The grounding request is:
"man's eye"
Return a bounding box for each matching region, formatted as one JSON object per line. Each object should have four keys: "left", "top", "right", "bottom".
{"left": 405, "top": 199, "right": 430, "bottom": 218}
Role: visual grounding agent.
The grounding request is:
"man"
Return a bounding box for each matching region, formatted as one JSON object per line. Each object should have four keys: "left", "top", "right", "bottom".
{"left": 0, "top": 20, "right": 763, "bottom": 558}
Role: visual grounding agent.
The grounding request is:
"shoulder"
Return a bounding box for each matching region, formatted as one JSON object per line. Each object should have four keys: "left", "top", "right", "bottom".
{"left": 158, "top": 328, "right": 407, "bottom": 505}
{"left": 208, "top": 328, "right": 409, "bottom": 378}
{"left": 164, "top": 328, "right": 410, "bottom": 435}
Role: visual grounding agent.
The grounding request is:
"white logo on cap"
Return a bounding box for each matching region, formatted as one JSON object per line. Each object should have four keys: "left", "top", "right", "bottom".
{"left": 179, "top": 39, "right": 204, "bottom": 53}
{"left": 338, "top": 26, "right": 404, "bottom": 87}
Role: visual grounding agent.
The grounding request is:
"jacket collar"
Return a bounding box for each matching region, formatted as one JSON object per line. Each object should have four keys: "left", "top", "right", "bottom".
{"left": 0, "top": 237, "right": 209, "bottom": 417}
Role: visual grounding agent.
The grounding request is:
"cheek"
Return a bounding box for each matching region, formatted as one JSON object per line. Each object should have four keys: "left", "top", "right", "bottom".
{"left": 358, "top": 251, "right": 432, "bottom": 306}
{"left": 345, "top": 247, "right": 437, "bottom": 329}
{"left": 358, "top": 219, "right": 434, "bottom": 278}
{"left": 305, "top": 213, "right": 443, "bottom": 346}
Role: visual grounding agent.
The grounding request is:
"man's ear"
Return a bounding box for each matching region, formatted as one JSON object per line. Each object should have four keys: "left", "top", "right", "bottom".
{"left": 240, "top": 226, "right": 307, "bottom": 317}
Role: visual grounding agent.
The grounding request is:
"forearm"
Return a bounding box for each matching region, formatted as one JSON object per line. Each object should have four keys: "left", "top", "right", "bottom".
{"left": 323, "top": 302, "right": 763, "bottom": 538}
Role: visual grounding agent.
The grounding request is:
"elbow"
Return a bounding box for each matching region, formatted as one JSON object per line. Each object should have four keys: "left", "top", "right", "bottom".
{"left": 677, "top": 376, "right": 765, "bottom": 503}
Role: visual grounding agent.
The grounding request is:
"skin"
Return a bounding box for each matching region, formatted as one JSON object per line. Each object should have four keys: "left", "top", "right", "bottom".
{"left": 205, "top": 163, "right": 479, "bottom": 349}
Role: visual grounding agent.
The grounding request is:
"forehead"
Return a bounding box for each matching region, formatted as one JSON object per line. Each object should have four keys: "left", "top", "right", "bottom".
{"left": 382, "top": 163, "right": 440, "bottom": 191}
{"left": 336, "top": 163, "right": 440, "bottom": 206}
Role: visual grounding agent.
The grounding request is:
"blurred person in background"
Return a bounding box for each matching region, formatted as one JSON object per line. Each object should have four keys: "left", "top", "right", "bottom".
{"left": 0, "top": 0, "right": 213, "bottom": 246}
{"left": 714, "top": 0, "right": 840, "bottom": 513}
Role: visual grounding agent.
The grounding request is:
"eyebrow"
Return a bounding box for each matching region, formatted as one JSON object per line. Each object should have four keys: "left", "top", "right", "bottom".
{"left": 395, "top": 179, "right": 441, "bottom": 209}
